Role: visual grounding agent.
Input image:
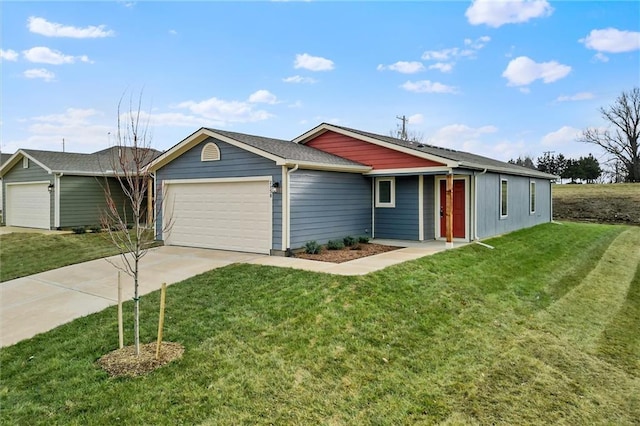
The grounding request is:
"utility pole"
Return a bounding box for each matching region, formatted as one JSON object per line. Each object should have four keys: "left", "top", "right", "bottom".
{"left": 396, "top": 115, "right": 408, "bottom": 140}
{"left": 62, "top": 138, "right": 65, "bottom": 152}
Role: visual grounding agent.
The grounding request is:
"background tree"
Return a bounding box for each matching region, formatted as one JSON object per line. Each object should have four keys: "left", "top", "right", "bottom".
{"left": 537, "top": 152, "right": 566, "bottom": 176}
{"left": 508, "top": 155, "right": 537, "bottom": 170}
{"left": 579, "top": 87, "right": 640, "bottom": 182}
{"left": 579, "top": 154, "right": 602, "bottom": 183}
{"left": 100, "top": 93, "right": 160, "bottom": 355}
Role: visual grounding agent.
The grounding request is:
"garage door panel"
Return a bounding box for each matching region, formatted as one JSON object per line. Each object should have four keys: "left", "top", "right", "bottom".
{"left": 164, "top": 180, "right": 271, "bottom": 254}
{"left": 6, "top": 183, "right": 51, "bottom": 229}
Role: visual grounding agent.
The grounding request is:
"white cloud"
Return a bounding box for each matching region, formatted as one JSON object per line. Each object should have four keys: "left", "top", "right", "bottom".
{"left": 282, "top": 75, "right": 317, "bottom": 84}
{"left": 1, "top": 49, "right": 19, "bottom": 61}
{"left": 3, "top": 108, "right": 113, "bottom": 154}
{"left": 502, "top": 56, "right": 571, "bottom": 87}
{"left": 169, "top": 29, "right": 178, "bottom": 35}
{"left": 466, "top": 0, "right": 553, "bottom": 28}
{"left": 401, "top": 80, "right": 458, "bottom": 94}
{"left": 248, "top": 89, "right": 278, "bottom": 104}
{"left": 176, "top": 96, "right": 273, "bottom": 123}
{"left": 27, "top": 16, "right": 114, "bottom": 38}
{"left": 428, "top": 62, "right": 454, "bottom": 73}
{"left": 23, "top": 68, "right": 55, "bottom": 82}
{"left": 377, "top": 61, "right": 425, "bottom": 74}
{"left": 407, "top": 114, "right": 424, "bottom": 124}
{"left": 294, "top": 53, "right": 334, "bottom": 71}
{"left": 430, "top": 123, "right": 499, "bottom": 153}
{"left": 593, "top": 52, "right": 609, "bottom": 63}
{"left": 580, "top": 28, "right": 640, "bottom": 53}
{"left": 541, "top": 126, "right": 582, "bottom": 146}
{"left": 23, "top": 46, "right": 92, "bottom": 65}
{"left": 421, "top": 36, "right": 490, "bottom": 73}
{"left": 556, "top": 92, "right": 594, "bottom": 102}
{"left": 422, "top": 48, "right": 459, "bottom": 61}
{"left": 135, "top": 111, "right": 209, "bottom": 128}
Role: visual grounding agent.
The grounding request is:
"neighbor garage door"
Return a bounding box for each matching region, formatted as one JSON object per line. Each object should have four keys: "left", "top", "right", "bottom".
{"left": 6, "top": 182, "right": 51, "bottom": 229}
{"left": 163, "top": 179, "right": 272, "bottom": 254}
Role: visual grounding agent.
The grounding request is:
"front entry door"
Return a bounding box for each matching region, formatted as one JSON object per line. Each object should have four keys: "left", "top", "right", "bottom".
{"left": 439, "top": 179, "right": 466, "bottom": 239}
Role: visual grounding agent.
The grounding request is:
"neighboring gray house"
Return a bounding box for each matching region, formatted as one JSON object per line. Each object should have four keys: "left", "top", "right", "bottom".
{"left": 0, "top": 153, "right": 12, "bottom": 213}
{"left": 0, "top": 147, "right": 160, "bottom": 230}
{"left": 148, "top": 124, "right": 557, "bottom": 255}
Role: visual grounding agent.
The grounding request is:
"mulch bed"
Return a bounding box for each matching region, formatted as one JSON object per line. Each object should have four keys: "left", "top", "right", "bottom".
{"left": 98, "top": 341, "right": 184, "bottom": 377}
{"left": 295, "top": 243, "right": 401, "bottom": 263}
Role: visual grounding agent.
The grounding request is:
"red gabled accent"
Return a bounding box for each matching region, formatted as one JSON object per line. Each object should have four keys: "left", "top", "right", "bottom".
{"left": 306, "top": 131, "right": 444, "bottom": 169}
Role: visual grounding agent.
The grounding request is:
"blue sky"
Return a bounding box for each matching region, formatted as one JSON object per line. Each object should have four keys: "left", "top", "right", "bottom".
{"left": 2, "top": 1, "right": 639, "bottom": 164}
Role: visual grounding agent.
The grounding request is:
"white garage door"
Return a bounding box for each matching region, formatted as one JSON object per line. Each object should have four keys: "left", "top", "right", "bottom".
{"left": 6, "top": 182, "right": 51, "bottom": 229}
{"left": 163, "top": 179, "right": 272, "bottom": 254}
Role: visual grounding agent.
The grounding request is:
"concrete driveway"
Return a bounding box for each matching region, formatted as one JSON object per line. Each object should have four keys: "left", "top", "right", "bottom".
{"left": 0, "top": 246, "right": 264, "bottom": 347}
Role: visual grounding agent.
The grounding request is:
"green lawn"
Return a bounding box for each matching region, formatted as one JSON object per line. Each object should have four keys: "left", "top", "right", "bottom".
{"left": 1, "top": 222, "right": 639, "bottom": 424}
{"left": 0, "top": 232, "right": 139, "bottom": 282}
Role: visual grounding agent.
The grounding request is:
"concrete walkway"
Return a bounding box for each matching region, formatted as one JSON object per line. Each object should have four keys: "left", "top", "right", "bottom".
{"left": 1, "top": 241, "right": 458, "bottom": 347}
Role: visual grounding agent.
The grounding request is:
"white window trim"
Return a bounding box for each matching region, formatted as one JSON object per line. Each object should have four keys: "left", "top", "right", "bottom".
{"left": 530, "top": 180, "right": 536, "bottom": 214}
{"left": 201, "top": 142, "right": 221, "bottom": 162}
{"left": 22, "top": 157, "right": 29, "bottom": 168}
{"left": 375, "top": 177, "right": 395, "bottom": 208}
{"left": 500, "top": 178, "right": 508, "bottom": 219}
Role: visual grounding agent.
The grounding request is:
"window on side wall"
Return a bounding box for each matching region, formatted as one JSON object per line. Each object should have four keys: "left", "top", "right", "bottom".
{"left": 375, "top": 177, "right": 395, "bottom": 208}
{"left": 500, "top": 178, "right": 508, "bottom": 218}
{"left": 530, "top": 180, "right": 536, "bottom": 214}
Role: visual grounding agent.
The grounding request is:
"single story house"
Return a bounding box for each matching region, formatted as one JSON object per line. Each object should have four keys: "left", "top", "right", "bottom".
{"left": 0, "top": 147, "right": 160, "bottom": 230}
{"left": 148, "top": 123, "right": 557, "bottom": 255}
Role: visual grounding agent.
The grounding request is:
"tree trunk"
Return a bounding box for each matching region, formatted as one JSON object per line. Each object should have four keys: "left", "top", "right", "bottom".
{"left": 134, "top": 257, "right": 140, "bottom": 355}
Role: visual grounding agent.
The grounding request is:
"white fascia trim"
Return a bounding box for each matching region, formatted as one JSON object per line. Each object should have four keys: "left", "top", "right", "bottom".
{"left": 279, "top": 160, "right": 371, "bottom": 173}
{"left": 163, "top": 176, "right": 273, "bottom": 185}
{"left": 293, "top": 124, "right": 458, "bottom": 168}
{"left": 147, "top": 128, "right": 283, "bottom": 172}
{"left": 459, "top": 161, "right": 558, "bottom": 180}
{"left": 418, "top": 175, "right": 424, "bottom": 241}
{"left": 281, "top": 165, "right": 288, "bottom": 251}
{"left": 54, "top": 173, "right": 61, "bottom": 228}
{"left": 0, "top": 151, "right": 52, "bottom": 176}
{"left": 51, "top": 170, "right": 126, "bottom": 177}
{"left": 5, "top": 180, "right": 51, "bottom": 186}
{"left": 365, "top": 166, "right": 452, "bottom": 176}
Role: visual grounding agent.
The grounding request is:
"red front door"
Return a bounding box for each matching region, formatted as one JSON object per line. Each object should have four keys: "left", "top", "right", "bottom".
{"left": 439, "top": 179, "right": 466, "bottom": 239}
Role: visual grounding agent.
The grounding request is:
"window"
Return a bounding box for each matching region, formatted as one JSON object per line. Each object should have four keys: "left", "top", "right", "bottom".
{"left": 375, "top": 177, "right": 395, "bottom": 208}
{"left": 22, "top": 157, "right": 29, "bottom": 168}
{"left": 201, "top": 142, "right": 220, "bottom": 162}
{"left": 500, "top": 178, "right": 508, "bottom": 218}
{"left": 530, "top": 181, "right": 536, "bottom": 214}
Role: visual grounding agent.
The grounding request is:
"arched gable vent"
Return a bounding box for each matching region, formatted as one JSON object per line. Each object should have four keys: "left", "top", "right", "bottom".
{"left": 201, "top": 142, "right": 221, "bottom": 162}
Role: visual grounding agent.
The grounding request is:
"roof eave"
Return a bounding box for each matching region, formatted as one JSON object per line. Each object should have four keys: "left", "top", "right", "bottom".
{"left": 0, "top": 150, "right": 53, "bottom": 177}
{"left": 280, "top": 160, "right": 372, "bottom": 173}
{"left": 457, "top": 162, "right": 558, "bottom": 179}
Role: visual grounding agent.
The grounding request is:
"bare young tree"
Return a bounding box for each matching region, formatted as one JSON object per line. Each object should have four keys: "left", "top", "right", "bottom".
{"left": 579, "top": 87, "right": 640, "bottom": 182}
{"left": 100, "top": 93, "right": 159, "bottom": 355}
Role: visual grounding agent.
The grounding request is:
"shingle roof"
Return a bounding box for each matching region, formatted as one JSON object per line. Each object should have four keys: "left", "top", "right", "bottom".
{"left": 207, "top": 128, "right": 368, "bottom": 167}
{"left": 321, "top": 124, "right": 557, "bottom": 179}
{"left": 1, "top": 147, "right": 162, "bottom": 176}
{"left": 0, "top": 153, "right": 12, "bottom": 166}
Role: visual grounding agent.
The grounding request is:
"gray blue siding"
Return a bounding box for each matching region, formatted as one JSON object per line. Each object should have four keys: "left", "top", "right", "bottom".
{"left": 289, "top": 170, "right": 371, "bottom": 248}
{"left": 155, "top": 137, "right": 282, "bottom": 249}
{"left": 375, "top": 176, "right": 419, "bottom": 240}
{"left": 59, "top": 176, "right": 129, "bottom": 228}
{"left": 423, "top": 175, "right": 435, "bottom": 240}
{"left": 2, "top": 160, "right": 54, "bottom": 228}
{"left": 476, "top": 173, "right": 551, "bottom": 238}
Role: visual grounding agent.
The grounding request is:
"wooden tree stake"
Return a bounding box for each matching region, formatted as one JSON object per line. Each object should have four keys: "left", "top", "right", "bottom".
{"left": 155, "top": 283, "right": 167, "bottom": 360}
{"left": 118, "top": 271, "right": 124, "bottom": 349}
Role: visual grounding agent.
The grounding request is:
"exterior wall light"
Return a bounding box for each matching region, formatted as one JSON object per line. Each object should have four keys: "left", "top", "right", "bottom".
{"left": 48, "top": 183, "right": 54, "bottom": 193}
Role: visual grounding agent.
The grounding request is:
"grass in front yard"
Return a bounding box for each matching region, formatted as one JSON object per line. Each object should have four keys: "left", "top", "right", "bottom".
{"left": 0, "top": 233, "right": 123, "bottom": 282}
{"left": 1, "top": 223, "right": 639, "bottom": 424}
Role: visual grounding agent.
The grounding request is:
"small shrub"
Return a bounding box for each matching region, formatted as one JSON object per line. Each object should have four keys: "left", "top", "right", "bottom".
{"left": 89, "top": 225, "right": 102, "bottom": 233}
{"left": 327, "top": 239, "right": 345, "bottom": 250}
{"left": 351, "top": 243, "right": 362, "bottom": 251}
{"left": 304, "top": 240, "right": 322, "bottom": 254}
{"left": 358, "top": 235, "right": 370, "bottom": 244}
{"left": 343, "top": 235, "right": 357, "bottom": 247}
{"left": 72, "top": 226, "right": 86, "bottom": 234}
